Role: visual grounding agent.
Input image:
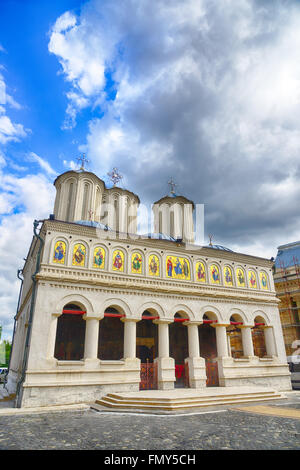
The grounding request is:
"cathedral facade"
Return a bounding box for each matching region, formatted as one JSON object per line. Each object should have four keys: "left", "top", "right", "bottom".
{"left": 7, "top": 168, "right": 291, "bottom": 408}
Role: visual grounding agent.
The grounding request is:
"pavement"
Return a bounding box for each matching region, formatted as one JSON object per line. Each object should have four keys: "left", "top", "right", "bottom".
{"left": 0, "top": 391, "right": 299, "bottom": 450}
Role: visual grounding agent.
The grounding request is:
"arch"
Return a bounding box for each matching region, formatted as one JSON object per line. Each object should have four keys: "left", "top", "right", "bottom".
{"left": 200, "top": 305, "right": 222, "bottom": 323}
{"left": 137, "top": 301, "right": 164, "bottom": 320}
{"left": 171, "top": 304, "right": 194, "bottom": 321}
{"left": 227, "top": 308, "right": 248, "bottom": 325}
{"left": 55, "top": 294, "right": 94, "bottom": 316}
{"left": 252, "top": 310, "right": 270, "bottom": 326}
{"left": 252, "top": 311, "right": 269, "bottom": 358}
{"left": 54, "top": 300, "right": 86, "bottom": 361}
{"left": 101, "top": 298, "right": 132, "bottom": 318}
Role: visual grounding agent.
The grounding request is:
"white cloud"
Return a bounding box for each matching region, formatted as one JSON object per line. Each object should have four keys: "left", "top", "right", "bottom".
{"left": 48, "top": 0, "right": 300, "bottom": 258}
{"left": 27, "top": 152, "right": 57, "bottom": 176}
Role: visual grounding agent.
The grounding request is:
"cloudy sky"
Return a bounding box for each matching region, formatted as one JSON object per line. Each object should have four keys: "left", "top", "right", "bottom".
{"left": 1, "top": 0, "right": 300, "bottom": 339}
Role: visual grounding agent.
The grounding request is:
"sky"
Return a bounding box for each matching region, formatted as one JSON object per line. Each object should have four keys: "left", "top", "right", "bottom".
{"left": 1, "top": 0, "right": 300, "bottom": 339}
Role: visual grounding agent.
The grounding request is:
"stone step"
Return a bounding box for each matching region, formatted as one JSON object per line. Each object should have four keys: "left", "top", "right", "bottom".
{"left": 104, "top": 389, "right": 280, "bottom": 404}
{"left": 94, "top": 390, "right": 284, "bottom": 412}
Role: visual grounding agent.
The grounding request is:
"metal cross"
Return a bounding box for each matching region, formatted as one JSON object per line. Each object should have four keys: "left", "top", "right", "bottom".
{"left": 77, "top": 153, "right": 89, "bottom": 171}
{"left": 208, "top": 234, "right": 213, "bottom": 246}
{"left": 107, "top": 167, "right": 123, "bottom": 186}
{"left": 168, "top": 177, "right": 177, "bottom": 195}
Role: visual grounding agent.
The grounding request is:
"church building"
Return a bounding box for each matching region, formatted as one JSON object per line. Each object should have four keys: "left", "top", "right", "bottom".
{"left": 6, "top": 163, "right": 291, "bottom": 408}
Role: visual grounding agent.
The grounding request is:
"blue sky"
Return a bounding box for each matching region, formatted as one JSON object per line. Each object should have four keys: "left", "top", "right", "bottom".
{"left": 1, "top": 0, "right": 300, "bottom": 339}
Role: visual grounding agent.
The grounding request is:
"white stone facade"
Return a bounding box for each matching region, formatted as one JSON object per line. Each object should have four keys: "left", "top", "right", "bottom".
{"left": 7, "top": 216, "right": 291, "bottom": 408}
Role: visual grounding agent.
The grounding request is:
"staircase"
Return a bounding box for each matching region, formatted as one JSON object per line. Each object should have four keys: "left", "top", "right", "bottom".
{"left": 91, "top": 387, "right": 285, "bottom": 414}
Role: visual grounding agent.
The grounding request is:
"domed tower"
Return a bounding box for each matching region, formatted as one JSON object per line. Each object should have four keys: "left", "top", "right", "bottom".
{"left": 53, "top": 162, "right": 140, "bottom": 234}
{"left": 152, "top": 179, "right": 195, "bottom": 243}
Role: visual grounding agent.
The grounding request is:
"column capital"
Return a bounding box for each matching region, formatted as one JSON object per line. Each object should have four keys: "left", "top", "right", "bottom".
{"left": 83, "top": 315, "right": 102, "bottom": 321}
{"left": 184, "top": 321, "right": 203, "bottom": 327}
{"left": 239, "top": 324, "right": 255, "bottom": 329}
{"left": 153, "top": 319, "right": 173, "bottom": 325}
{"left": 211, "top": 323, "right": 230, "bottom": 328}
{"left": 121, "top": 317, "right": 140, "bottom": 323}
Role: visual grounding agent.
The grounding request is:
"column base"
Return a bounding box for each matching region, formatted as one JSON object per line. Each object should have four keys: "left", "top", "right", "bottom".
{"left": 84, "top": 358, "right": 101, "bottom": 369}
{"left": 154, "top": 357, "right": 175, "bottom": 390}
{"left": 185, "top": 357, "right": 207, "bottom": 388}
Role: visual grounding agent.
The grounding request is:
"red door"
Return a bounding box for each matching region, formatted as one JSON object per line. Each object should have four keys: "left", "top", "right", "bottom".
{"left": 206, "top": 360, "right": 219, "bottom": 387}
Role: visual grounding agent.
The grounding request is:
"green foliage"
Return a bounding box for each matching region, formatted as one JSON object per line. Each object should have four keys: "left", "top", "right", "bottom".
{"left": 0, "top": 340, "right": 11, "bottom": 367}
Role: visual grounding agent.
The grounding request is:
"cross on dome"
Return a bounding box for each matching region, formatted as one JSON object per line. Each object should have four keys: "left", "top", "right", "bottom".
{"left": 108, "top": 167, "right": 123, "bottom": 186}
{"left": 168, "top": 177, "right": 177, "bottom": 195}
{"left": 77, "top": 153, "right": 89, "bottom": 171}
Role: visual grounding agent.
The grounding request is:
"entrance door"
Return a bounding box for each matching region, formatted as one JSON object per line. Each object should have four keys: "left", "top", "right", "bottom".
{"left": 198, "top": 323, "right": 219, "bottom": 387}
{"left": 137, "top": 313, "right": 158, "bottom": 390}
{"left": 169, "top": 317, "right": 189, "bottom": 388}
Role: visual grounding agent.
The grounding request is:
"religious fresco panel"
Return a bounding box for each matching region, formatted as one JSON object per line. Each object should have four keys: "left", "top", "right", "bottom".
{"left": 223, "top": 266, "right": 233, "bottom": 286}
{"left": 148, "top": 254, "right": 160, "bottom": 276}
{"left": 195, "top": 261, "right": 206, "bottom": 282}
{"left": 248, "top": 270, "right": 257, "bottom": 288}
{"left": 53, "top": 240, "right": 66, "bottom": 264}
{"left": 131, "top": 252, "right": 143, "bottom": 274}
{"left": 93, "top": 246, "right": 105, "bottom": 269}
{"left": 236, "top": 268, "right": 246, "bottom": 287}
{"left": 210, "top": 264, "right": 220, "bottom": 284}
{"left": 112, "top": 249, "right": 125, "bottom": 272}
{"left": 166, "top": 256, "right": 190, "bottom": 280}
{"left": 72, "top": 243, "right": 86, "bottom": 267}
{"left": 260, "top": 271, "right": 269, "bottom": 290}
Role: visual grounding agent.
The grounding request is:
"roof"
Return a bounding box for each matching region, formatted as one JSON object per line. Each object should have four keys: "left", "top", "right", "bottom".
{"left": 204, "top": 244, "right": 234, "bottom": 252}
{"left": 275, "top": 240, "right": 300, "bottom": 270}
{"left": 142, "top": 232, "right": 178, "bottom": 241}
{"left": 74, "top": 220, "right": 112, "bottom": 230}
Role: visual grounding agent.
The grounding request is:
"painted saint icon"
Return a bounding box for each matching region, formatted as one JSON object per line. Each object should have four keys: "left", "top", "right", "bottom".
{"left": 149, "top": 255, "right": 159, "bottom": 276}
{"left": 236, "top": 268, "right": 245, "bottom": 287}
{"left": 167, "top": 257, "right": 173, "bottom": 277}
{"left": 72, "top": 243, "right": 86, "bottom": 266}
{"left": 224, "top": 266, "right": 233, "bottom": 286}
{"left": 166, "top": 256, "right": 190, "bottom": 280}
{"left": 248, "top": 270, "right": 257, "bottom": 288}
{"left": 132, "top": 252, "right": 142, "bottom": 274}
{"left": 93, "top": 247, "right": 105, "bottom": 269}
{"left": 112, "top": 250, "right": 124, "bottom": 271}
{"left": 53, "top": 241, "right": 66, "bottom": 264}
{"left": 210, "top": 264, "right": 220, "bottom": 284}
{"left": 260, "top": 272, "right": 268, "bottom": 290}
{"left": 196, "top": 261, "right": 206, "bottom": 282}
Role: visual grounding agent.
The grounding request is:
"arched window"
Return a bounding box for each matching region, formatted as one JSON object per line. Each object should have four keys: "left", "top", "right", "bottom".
{"left": 252, "top": 316, "right": 267, "bottom": 357}
{"left": 98, "top": 307, "right": 124, "bottom": 360}
{"left": 54, "top": 304, "right": 86, "bottom": 360}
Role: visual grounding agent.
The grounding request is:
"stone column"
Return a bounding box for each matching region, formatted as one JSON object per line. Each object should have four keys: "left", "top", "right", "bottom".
{"left": 46, "top": 313, "right": 61, "bottom": 361}
{"left": 214, "top": 324, "right": 230, "bottom": 358}
{"left": 83, "top": 316, "right": 100, "bottom": 367}
{"left": 122, "top": 318, "right": 138, "bottom": 359}
{"left": 263, "top": 326, "right": 277, "bottom": 357}
{"left": 153, "top": 320, "right": 175, "bottom": 390}
{"left": 240, "top": 325, "right": 255, "bottom": 357}
{"left": 185, "top": 322, "right": 206, "bottom": 388}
